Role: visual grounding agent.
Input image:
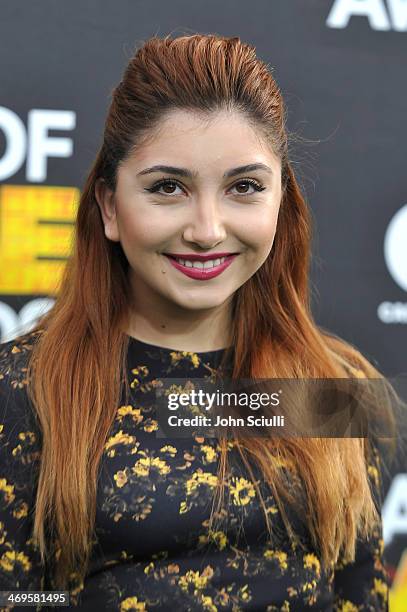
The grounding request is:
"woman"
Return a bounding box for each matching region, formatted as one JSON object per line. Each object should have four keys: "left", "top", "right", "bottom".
{"left": 0, "top": 34, "right": 398, "bottom": 610}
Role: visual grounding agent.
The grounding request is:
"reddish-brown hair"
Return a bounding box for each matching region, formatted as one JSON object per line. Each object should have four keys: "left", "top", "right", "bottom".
{"left": 16, "top": 34, "right": 396, "bottom": 589}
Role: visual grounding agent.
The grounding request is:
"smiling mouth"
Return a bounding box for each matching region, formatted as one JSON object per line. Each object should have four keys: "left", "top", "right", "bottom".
{"left": 164, "top": 254, "right": 237, "bottom": 269}
{"left": 163, "top": 252, "right": 239, "bottom": 265}
{"left": 162, "top": 252, "right": 239, "bottom": 279}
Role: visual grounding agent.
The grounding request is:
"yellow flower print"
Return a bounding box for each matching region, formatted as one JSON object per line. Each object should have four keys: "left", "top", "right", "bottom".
{"left": 169, "top": 351, "right": 200, "bottom": 368}
{"left": 143, "top": 419, "right": 158, "bottom": 433}
{"left": 185, "top": 469, "right": 218, "bottom": 494}
{"left": 229, "top": 476, "right": 256, "bottom": 506}
{"left": 18, "top": 431, "right": 36, "bottom": 443}
{"left": 372, "top": 577, "right": 388, "bottom": 598}
{"left": 238, "top": 584, "right": 251, "bottom": 602}
{"left": 179, "top": 501, "right": 191, "bottom": 514}
{"left": 303, "top": 553, "right": 321, "bottom": 577}
{"left": 105, "top": 430, "right": 137, "bottom": 452}
{"left": 200, "top": 444, "right": 217, "bottom": 463}
{"left": 131, "top": 366, "right": 149, "bottom": 376}
{"left": 0, "top": 551, "right": 15, "bottom": 572}
{"left": 117, "top": 405, "right": 134, "bottom": 416}
{"left": 263, "top": 549, "right": 288, "bottom": 571}
{"left": 190, "top": 353, "right": 200, "bottom": 368}
{"left": 144, "top": 562, "right": 154, "bottom": 575}
{"left": 0, "top": 550, "right": 31, "bottom": 572}
{"left": 132, "top": 456, "right": 170, "bottom": 477}
{"left": 12, "top": 502, "right": 29, "bottom": 519}
{"left": 200, "top": 595, "right": 217, "bottom": 612}
{"left": 210, "top": 530, "right": 228, "bottom": 550}
{"left": 132, "top": 501, "right": 153, "bottom": 522}
{"left": 130, "top": 365, "right": 152, "bottom": 390}
{"left": 178, "top": 565, "right": 214, "bottom": 592}
{"left": 0, "top": 478, "right": 15, "bottom": 503}
{"left": 159, "top": 445, "right": 177, "bottom": 457}
{"left": 114, "top": 470, "right": 128, "bottom": 488}
{"left": 301, "top": 579, "right": 317, "bottom": 592}
{"left": 169, "top": 352, "right": 183, "bottom": 366}
{"left": 199, "top": 530, "right": 228, "bottom": 550}
{"left": 120, "top": 596, "right": 147, "bottom": 611}
{"left": 116, "top": 405, "right": 143, "bottom": 424}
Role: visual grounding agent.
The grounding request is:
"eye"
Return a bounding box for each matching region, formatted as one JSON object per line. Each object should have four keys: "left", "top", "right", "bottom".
{"left": 229, "top": 179, "right": 266, "bottom": 195}
{"left": 144, "top": 177, "right": 266, "bottom": 197}
{"left": 144, "top": 179, "right": 185, "bottom": 196}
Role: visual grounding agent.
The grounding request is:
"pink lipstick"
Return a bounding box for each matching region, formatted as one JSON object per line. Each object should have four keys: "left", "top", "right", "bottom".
{"left": 163, "top": 252, "right": 239, "bottom": 280}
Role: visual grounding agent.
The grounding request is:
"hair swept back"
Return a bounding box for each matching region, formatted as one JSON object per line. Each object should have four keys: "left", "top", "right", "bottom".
{"left": 15, "top": 33, "right": 397, "bottom": 589}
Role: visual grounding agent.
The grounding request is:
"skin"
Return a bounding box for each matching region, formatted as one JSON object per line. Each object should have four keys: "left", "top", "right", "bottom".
{"left": 95, "top": 109, "right": 282, "bottom": 352}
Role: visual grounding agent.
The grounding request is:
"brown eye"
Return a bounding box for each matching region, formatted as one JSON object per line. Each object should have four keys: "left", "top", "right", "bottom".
{"left": 161, "top": 183, "right": 178, "bottom": 194}
{"left": 145, "top": 177, "right": 266, "bottom": 198}
{"left": 145, "top": 179, "right": 185, "bottom": 196}
{"left": 230, "top": 179, "right": 265, "bottom": 195}
{"left": 235, "top": 181, "right": 252, "bottom": 194}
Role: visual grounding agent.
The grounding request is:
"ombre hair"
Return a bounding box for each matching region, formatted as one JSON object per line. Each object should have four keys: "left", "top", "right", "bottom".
{"left": 15, "top": 34, "right": 397, "bottom": 589}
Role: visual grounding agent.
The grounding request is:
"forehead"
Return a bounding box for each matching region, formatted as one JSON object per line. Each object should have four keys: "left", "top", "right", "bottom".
{"left": 125, "top": 108, "right": 281, "bottom": 172}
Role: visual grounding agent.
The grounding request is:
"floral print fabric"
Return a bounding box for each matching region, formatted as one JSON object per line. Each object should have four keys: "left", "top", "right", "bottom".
{"left": 0, "top": 331, "right": 389, "bottom": 610}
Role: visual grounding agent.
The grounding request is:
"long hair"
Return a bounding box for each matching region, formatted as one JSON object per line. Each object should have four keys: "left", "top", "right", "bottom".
{"left": 16, "top": 33, "right": 398, "bottom": 589}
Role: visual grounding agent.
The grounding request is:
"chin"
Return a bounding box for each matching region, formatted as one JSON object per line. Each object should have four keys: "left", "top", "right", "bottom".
{"left": 175, "top": 295, "right": 228, "bottom": 310}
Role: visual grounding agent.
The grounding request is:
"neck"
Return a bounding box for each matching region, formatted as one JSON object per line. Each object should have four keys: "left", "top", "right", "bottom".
{"left": 126, "top": 284, "right": 234, "bottom": 353}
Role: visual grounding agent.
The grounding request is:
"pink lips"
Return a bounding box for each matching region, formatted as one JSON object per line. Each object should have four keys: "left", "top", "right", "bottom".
{"left": 163, "top": 254, "right": 238, "bottom": 280}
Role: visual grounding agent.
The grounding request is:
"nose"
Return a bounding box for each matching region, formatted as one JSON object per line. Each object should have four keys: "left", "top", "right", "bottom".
{"left": 182, "top": 197, "right": 227, "bottom": 249}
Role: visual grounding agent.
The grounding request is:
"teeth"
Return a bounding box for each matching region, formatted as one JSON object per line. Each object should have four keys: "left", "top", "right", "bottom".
{"left": 175, "top": 256, "right": 227, "bottom": 269}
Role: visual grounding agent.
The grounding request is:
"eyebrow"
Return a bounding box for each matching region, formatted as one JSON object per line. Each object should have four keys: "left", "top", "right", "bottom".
{"left": 137, "top": 163, "right": 273, "bottom": 179}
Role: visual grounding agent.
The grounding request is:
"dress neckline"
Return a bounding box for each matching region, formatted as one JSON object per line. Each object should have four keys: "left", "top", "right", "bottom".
{"left": 126, "top": 334, "right": 230, "bottom": 356}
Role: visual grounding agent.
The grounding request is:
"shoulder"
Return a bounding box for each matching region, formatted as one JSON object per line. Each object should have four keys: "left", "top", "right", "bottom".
{"left": 0, "top": 330, "right": 43, "bottom": 446}
{"left": 0, "top": 334, "right": 45, "bottom": 591}
{"left": 0, "top": 329, "right": 42, "bottom": 390}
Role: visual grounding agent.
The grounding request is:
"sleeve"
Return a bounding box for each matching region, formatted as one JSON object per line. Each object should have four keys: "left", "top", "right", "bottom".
{"left": 332, "top": 438, "right": 390, "bottom": 611}
{"left": 0, "top": 338, "right": 47, "bottom": 606}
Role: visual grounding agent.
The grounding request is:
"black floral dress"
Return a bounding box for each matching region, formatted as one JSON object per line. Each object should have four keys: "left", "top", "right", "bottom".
{"left": 0, "top": 331, "right": 389, "bottom": 610}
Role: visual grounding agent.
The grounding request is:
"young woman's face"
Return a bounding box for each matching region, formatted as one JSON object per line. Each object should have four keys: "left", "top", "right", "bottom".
{"left": 96, "top": 109, "right": 282, "bottom": 313}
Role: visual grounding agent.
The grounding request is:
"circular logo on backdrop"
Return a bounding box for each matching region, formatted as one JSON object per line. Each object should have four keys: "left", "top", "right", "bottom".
{"left": 384, "top": 205, "right": 407, "bottom": 292}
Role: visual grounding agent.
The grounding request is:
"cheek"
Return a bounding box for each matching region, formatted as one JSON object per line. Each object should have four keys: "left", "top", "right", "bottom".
{"left": 117, "top": 212, "right": 167, "bottom": 250}
{"left": 241, "top": 207, "right": 280, "bottom": 248}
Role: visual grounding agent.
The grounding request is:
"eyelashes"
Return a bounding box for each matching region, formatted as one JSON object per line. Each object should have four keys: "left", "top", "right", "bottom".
{"left": 144, "top": 178, "right": 267, "bottom": 197}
